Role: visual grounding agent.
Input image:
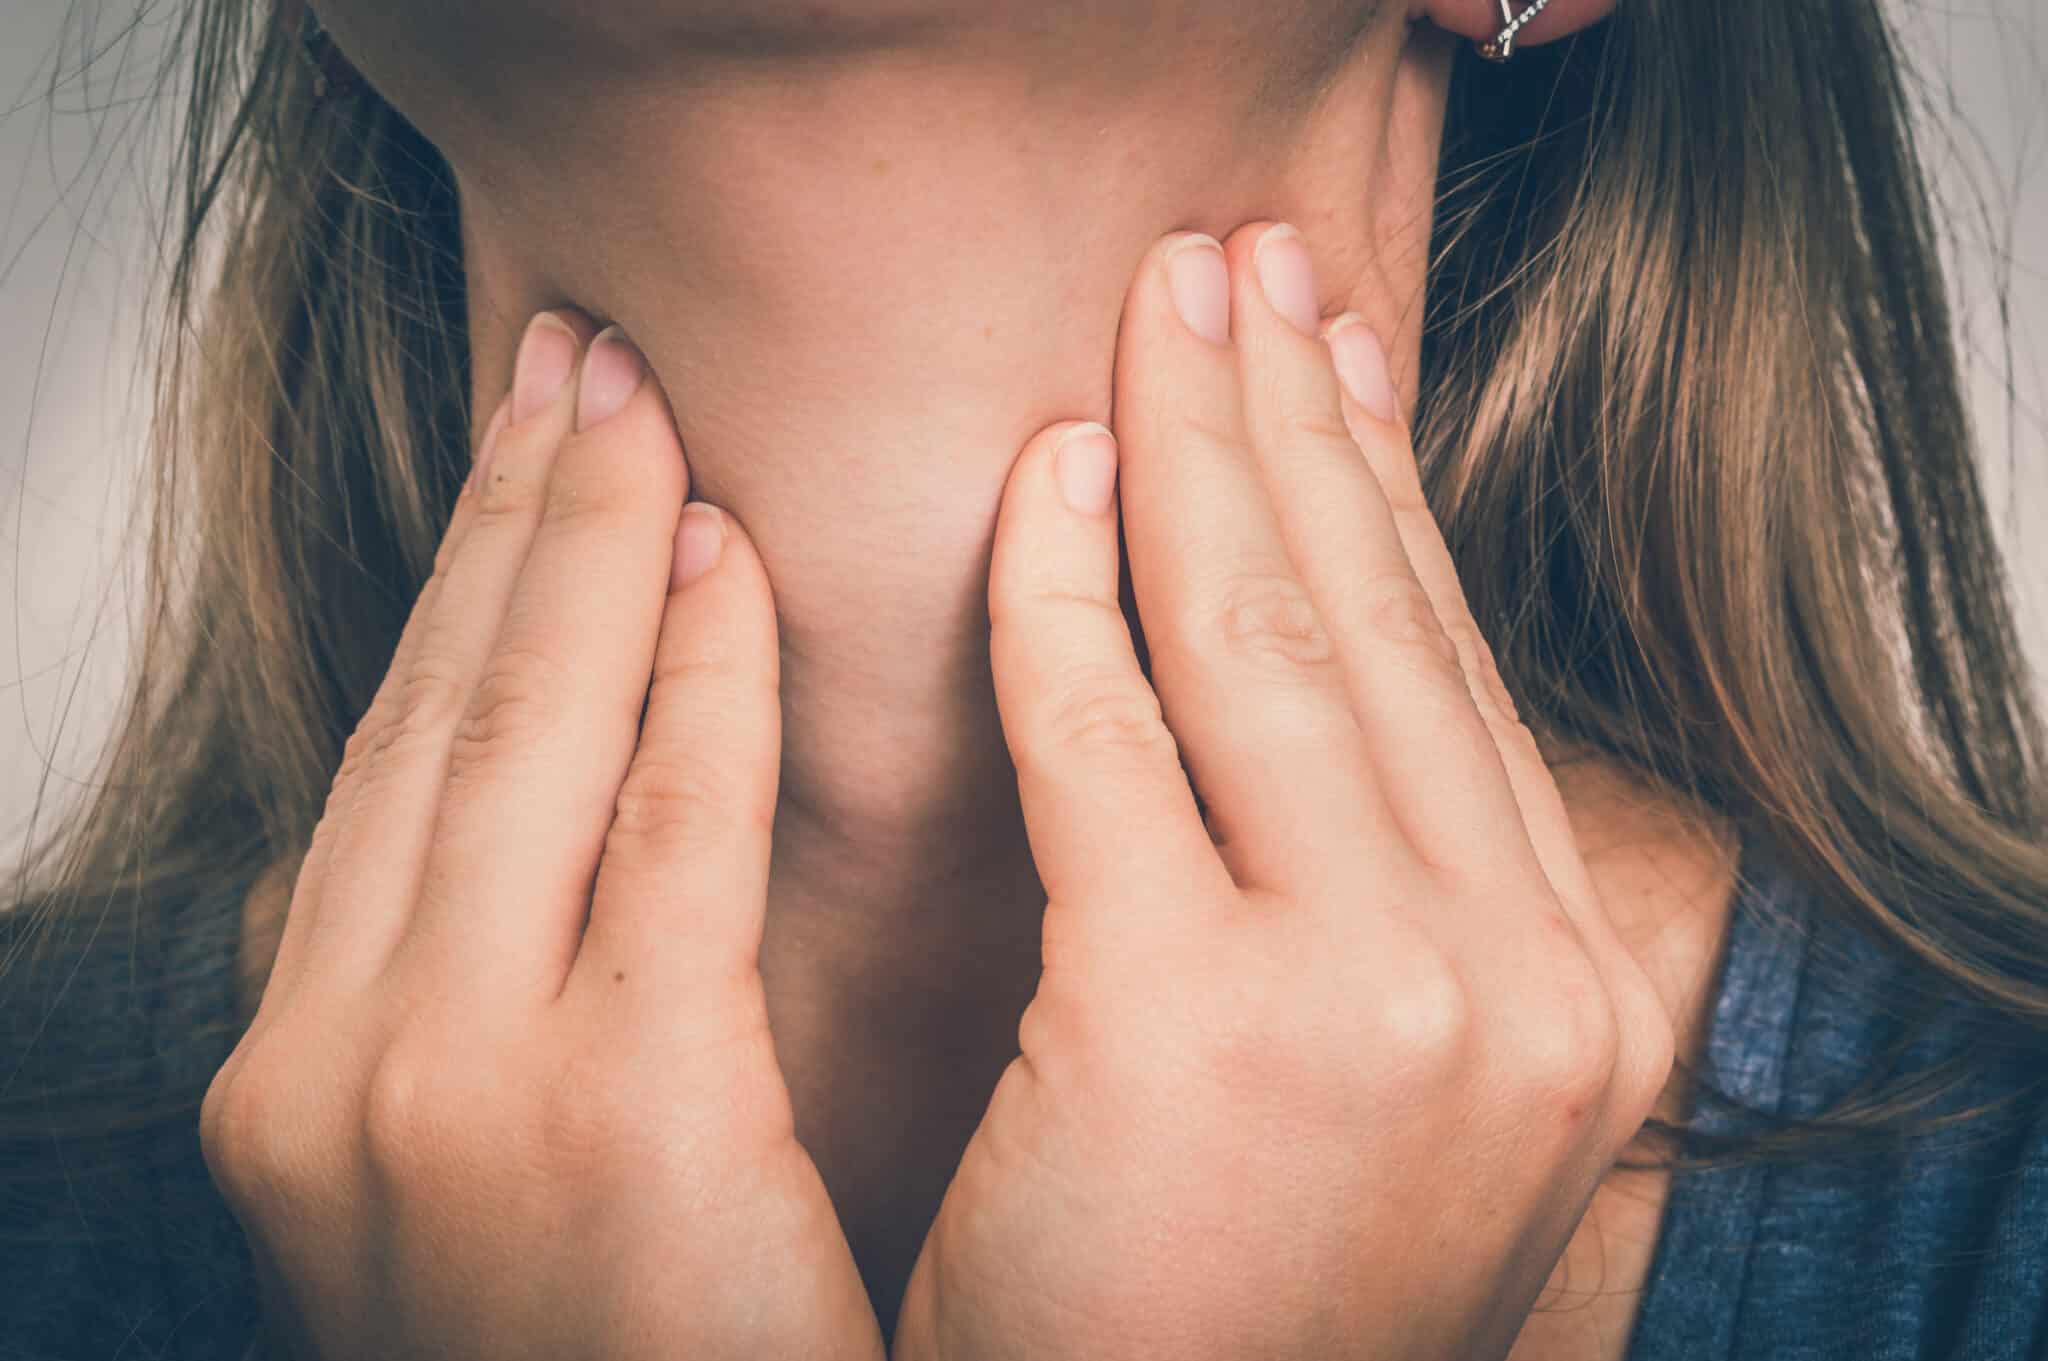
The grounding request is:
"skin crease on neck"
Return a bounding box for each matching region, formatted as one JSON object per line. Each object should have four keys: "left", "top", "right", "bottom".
{"left": 236, "top": 1, "right": 1740, "bottom": 1352}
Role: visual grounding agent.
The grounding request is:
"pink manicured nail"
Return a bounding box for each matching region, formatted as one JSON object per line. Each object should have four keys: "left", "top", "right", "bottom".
{"left": 1165, "top": 235, "right": 1231, "bottom": 345}
{"left": 1255, "top": 224, "right": 1322, "bottom": 337}
{"left": 1323, "top": 315, "right": 1399, "bottom": 425}
{"left": 511, "top": 313, "right": 580, "bottom": 423}
{"left": 1054, "top": 423, "right": 1119, "bottom": 517}
{"left": 577, "top": 327, "right": 647, "bottom": 432}
{"left": 672, "top": 503, "right": 726, "bottom": 589}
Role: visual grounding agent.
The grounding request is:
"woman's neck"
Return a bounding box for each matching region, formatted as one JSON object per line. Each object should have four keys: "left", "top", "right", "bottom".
{"left": 445, "top": 6, "right": 1454, "bottom": 915}
{"left": 238, "top": 21, "right": 1740, "bottom": 1339}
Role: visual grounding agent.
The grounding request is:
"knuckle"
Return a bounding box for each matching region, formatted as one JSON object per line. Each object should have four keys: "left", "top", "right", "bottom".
{"left": 336, "top": 664, "right": 471, "bottom": 803}
{"left": 609, "top": 754, "right": 761, "bottom": 854}
{"left": 360, "top": 1039, "right": 469, "bottom": 1186}
{"left": 988, "top": 580, "right": 1123, "bottom": 644}
{"left": 1032, "top": 673, "right": 1178, "bottom": 768}
{"left": 333, "top": 716, "right": 379, "bottom": 790}
{"left": 379, "top": 666, "right": 472, "bottom": 757}
{"left": 1608, "top": 973, "right": 1678, "bottom": 1123}
{"left": 200, "top": 1057, "right": 308, "bottom": 1213}
{"left": 1435, "top": 616, "right": 1485, "bottom": 685}
{"left": 1477, "top": 645, "right": 1522, "bottom": 727}
{"left": 197, "top": 1060, "right": 250, "bottom": 1180}
{"left": 541, "top": 464, "right": 643, "bottom": 532}
{"left": 1505, "top": 964, "right": 1621, "bottom": 1112}
{"left": 1491, "top": 712, "right": 1546, "bottom": 770}
{"left": 1345, "top": 573, "right": 1462, "bottom": 682}
{"left": 450, "top": 648, "right": 561, "bottom": 763}
{"left": 1171, "top": 412, "right": 1249, "bottom": 461}
{"left": 650, "top": 635, "right": 765, "bottom": 701}
{"left": 297, "top": 818, "right": 342, "bottom": 901}
{"left": 1370, "top": 947, "right": 1473, "bottom": 1076}
{"left": 1207, "top": 571, "right": 1339, "bottom": 677}
{"left": 1443, "top": 619, "right": 1522, "bottom": 729}
{"left": 1379, "top": 466, "right": 1433, "bottom": 520}
{"left": 198, "top": 1051, "right": 236, "bottom": 1147}
{"left": 1284, "top": 409, "right": 1365, "bottom": 452}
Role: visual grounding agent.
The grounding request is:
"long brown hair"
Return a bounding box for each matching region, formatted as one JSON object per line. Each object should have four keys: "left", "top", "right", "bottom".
{"left": 6, "top": 0, "right": 2046, "bottom": 1179}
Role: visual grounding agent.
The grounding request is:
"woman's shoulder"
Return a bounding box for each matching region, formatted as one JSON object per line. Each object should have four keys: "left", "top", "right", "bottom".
{"left": 2, "top": 887, "right": 260, "bottom": 1360}
{"left": 1630, "top": 836, "right": 2048, "bottom": 1359}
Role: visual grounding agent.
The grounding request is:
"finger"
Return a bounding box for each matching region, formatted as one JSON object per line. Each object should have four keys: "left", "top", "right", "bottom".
{"left": 1328, "top": 363, "right": 1680, "bottom": 1097}
{"left": 987, "top": 418, "right": 1234, "bottom": 942}
{"left": 398, "top": 325, "right": 689, "bottom": 1003}
{"left": 1324, "top": 317, "right": 1603, "bottom": 923}
{"left": 564, "top": 501, "right": 783, "bottom": 1019}
{"left": 1222, "top": 220, "right": 1532, "bottom": 883}
{"left": 259, "top": 399, "right": 513, "bottom": 1012}
{"left": 270, "top": 312, "right": 597, "bottom": 1007}
{"left": 1113, "top": 229, "right": 1392, "bottom": 900}
{"left": 1230, "top": 237, "right": 1665, "bottom": 1095}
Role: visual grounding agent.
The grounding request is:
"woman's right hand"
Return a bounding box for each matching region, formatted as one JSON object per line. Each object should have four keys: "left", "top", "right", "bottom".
{"left": 200, "top": 311, "right": 884, "bottom": 1361}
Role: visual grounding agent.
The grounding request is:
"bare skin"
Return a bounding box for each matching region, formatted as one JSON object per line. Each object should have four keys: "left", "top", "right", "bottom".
{"left": 233, "top": 0, "right": 1736, "bottom": 1353}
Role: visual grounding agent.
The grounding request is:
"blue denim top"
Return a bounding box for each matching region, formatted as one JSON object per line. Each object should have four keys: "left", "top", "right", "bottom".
{"left": 1624, "top": 833, "right": 2048, "bottom": 1358}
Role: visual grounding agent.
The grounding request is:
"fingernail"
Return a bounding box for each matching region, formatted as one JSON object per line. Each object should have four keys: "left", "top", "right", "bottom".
{"left": 577, "top": 326, "right": 647, "bottom": 432}
{"left": 673, "top": 503, "right": 726, "bottom": 589}
{"left": 470, "top": 397, "right": 511, "bottom": 488}
{"left": 1254, "top": 223, "right": 1322, "bottom": 337}
{"left": 1323, "top": 315, "right": 1399, "bottom": 424}
{"left": 1165, "top": 235, "right": 1231, "bottom": 345}
{"left": 1054, "top": 423, "right": 1119, "bottom": 517}
{"left": 511, "top": 313, "right": 581, "bottom": 423}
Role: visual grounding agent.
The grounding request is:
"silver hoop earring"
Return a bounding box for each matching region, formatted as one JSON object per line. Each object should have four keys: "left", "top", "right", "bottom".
{"left": 1476, "top": 0, "right": 1555, "bottom": 62}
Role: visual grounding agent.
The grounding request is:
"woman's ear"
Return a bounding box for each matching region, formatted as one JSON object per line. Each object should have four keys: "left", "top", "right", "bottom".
{"left": 1418, "top": 0, "right": 1617, "bottom": 53}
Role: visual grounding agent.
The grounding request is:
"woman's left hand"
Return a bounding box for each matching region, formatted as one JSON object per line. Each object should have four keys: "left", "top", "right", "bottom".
{"left": 892, "top": 222, "right": 1677, "bottom": 1361}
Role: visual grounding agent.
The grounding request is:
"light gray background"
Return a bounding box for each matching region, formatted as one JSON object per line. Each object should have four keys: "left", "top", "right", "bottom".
{"left": 4, "top": 2, "right": 2045, "bottom": 859}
